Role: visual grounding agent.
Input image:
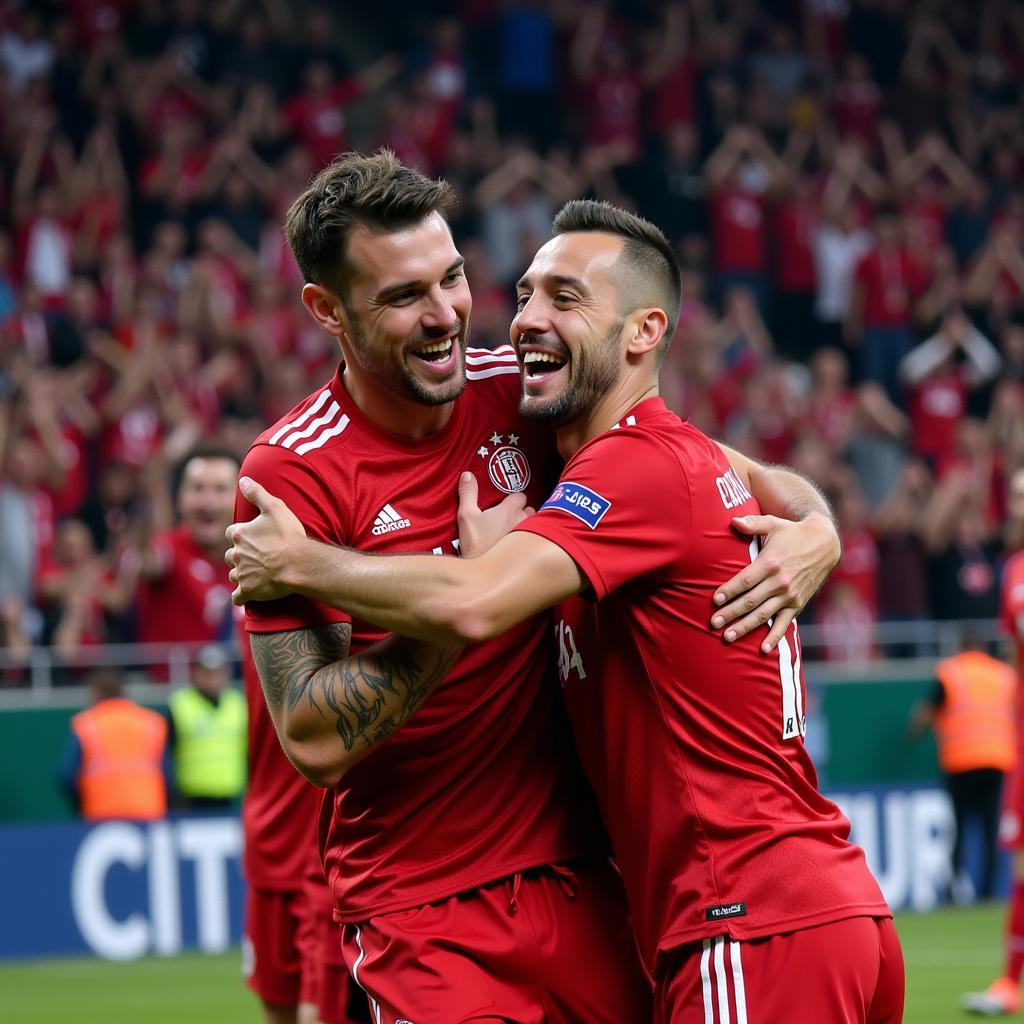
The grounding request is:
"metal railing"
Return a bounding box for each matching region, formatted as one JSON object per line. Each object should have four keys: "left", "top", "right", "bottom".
{"left": 0, "top": 618, "right": 1009, "bottom": 708}
{"left": 0, "top": 642, "right": 241, "bottom": 708}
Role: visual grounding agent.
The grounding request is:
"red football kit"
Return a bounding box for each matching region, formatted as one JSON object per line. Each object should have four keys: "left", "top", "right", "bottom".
{"left": 135, "top": 525, "right": 232, "bottom": 646}
{"left": 239, "top": 348, "right": 650, "bottom": 1022}
{"left": 999, "top": 552, "right": 1024, "bottom": 849}
{"left": 514, "top": 398, "right": 899, "bottom": 1022}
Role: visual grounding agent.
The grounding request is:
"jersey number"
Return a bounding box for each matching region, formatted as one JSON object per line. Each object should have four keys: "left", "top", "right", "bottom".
{"left": 555, "top": 620, "right": 587, "bottom": 684}
{"left": 748, "top": 539, "right": 805, "bottom": 741}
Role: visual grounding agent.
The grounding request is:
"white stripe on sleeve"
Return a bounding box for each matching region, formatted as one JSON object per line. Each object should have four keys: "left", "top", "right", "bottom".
{"left": 269, "top": 388, "right": 331, "bottom": 445}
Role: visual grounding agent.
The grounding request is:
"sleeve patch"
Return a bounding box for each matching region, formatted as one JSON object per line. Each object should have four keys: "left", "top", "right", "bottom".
{"left": 540, "top": 482, "right": 612, "bottom": 529}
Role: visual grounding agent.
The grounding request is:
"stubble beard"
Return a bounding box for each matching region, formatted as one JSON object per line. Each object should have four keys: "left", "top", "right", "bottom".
{"left": 348, "top": 316, "right": 471, "bottom": 407}
{"left": 519, "top": 321, "right": 622, "bottom": 426}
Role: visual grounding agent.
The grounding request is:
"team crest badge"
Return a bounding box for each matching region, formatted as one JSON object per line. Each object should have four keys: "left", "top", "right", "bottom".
{"left": 476, "top": 431, "right": 531, "bottom": 493}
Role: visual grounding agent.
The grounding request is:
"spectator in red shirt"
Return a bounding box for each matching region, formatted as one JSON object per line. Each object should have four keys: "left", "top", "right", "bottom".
{"left": 130, "top": 443, "right": 239, "bottom": 654}
{"left": 821, "top": 479, "right": 880, "bottom": 616}
{"left": 284, "top": 54, "right": 400, "bottom": 170}
{"left": 900, "top": 306, "right": 1002, "bottom": 468}
{"left": 571, "top": 4, "right": 686, "bottom": 171}
{"left": 806, "top": 346, "right": 859, "bottom": 454}
{"left": 37, "top": 518, "right": 131, "bottom": 658}
{"left": 773, "top": 167, "right": 820, "bottom": 361}
{"left": 831, "top": 53, "right": 881, "bottom": 146}
{"left": 704, "top": 124, "right": 788, "bottom": 312}
{"left": 846, "top": 208, "right": 930, "bottom": 402}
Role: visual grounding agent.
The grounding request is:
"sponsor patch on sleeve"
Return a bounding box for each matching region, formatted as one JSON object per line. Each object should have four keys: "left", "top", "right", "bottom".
{"left": 540, "top": 481, "right": 612, "bottom": 529}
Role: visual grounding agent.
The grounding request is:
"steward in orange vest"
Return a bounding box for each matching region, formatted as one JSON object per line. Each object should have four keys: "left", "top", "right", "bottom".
{"left": 909, "top": 642, "right": 1017, "bottom": 903}
{"left": 59, "top": 669, "right": 168, "bottom": 820}
{"left": 933, "top": 650, "right": 1016, "bottom": 775}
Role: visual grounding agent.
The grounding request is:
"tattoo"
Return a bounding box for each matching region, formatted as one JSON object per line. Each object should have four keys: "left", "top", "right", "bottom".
{"left": 250, "top": 625, "right": 460, "bottom": 755}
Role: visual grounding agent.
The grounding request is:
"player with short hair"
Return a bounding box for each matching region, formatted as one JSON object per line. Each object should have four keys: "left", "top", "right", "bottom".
{"left": 238, "top": 151, "right": 653, "bottom": 1024}
{"left": 228, "top": 197, "right": 901, "bottom": 1023}
{"left": 963, "top": 466, "right": 1024, "bottom": 1017}
{"left": 133, "top": 444, "right": 239, "bottom": 650}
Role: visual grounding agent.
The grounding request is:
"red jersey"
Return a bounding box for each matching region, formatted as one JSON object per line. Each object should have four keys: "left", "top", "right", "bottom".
{"left": 239, "top": 348, "right": 603, "bottom": 923}
{"left": 581, "top": 73, "right": 644, "bottom": 157}
{"left": 773, "top": 199, "right": 817, "bottom": 292}
{"left": 284, "top": 81, "right": 362, "bottom": 169}
{"left": 831, "top": 78, "right": 880, "bottom": 143}
{"left": 710, "top": 190, "right": 766, "bottom": 273}
{"left": 908, "top": 368, "right": 967, "bottom": 463}
{"left": 238, "top": 614, "right": 321, "bottom": 891}
{"left": 854, "top": 248, "right": 927, "bottom": 328}
{"left": 1002, "top": 552, "right": 1024, "bottom": 677}
{"left": 822, "top": 527, "right": 880, "bottom": 613}
{"left": 514, "top": 398, "right": 888, "bottom": 970}
{"left": 135, "top": 525, "right": 233, "bottom": 646}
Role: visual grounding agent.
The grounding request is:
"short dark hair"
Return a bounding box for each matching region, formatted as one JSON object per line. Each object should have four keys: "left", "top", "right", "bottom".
{"left": 173, "top": 443, "right": 241, "bottom": 497}
{"left": 88, "top": 667, "right": 125, "bottom": 701}
{"left": 284, "top": 150, "right": 456, "bottom": 297}
{"left": 552, "top": 200, "right": 682, "bottom": 359}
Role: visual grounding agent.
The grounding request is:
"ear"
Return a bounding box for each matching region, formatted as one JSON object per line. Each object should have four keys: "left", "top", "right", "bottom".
{"left": 300, "top": 283, "right": 347, "bottom": 339}
{"left": 625, "top": 308, "right": 668, "bottom": 358}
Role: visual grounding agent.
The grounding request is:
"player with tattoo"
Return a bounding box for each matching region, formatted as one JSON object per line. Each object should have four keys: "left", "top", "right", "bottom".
{"left": 228, "top": 197, "right": 901, "bottom": 1023}
{"left": 235, "top": 153, "right": 845, "bottom": 1023}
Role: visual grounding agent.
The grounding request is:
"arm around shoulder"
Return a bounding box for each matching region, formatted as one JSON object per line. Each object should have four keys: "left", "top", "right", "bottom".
{"left": 274, "top": 529, "right": 587, "bottom": 647}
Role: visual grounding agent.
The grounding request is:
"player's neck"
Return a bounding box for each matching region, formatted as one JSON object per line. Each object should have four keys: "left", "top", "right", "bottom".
{"left": 341, "top": 365, "right": 454, "bottom": 439}
{"left": 555, "top": 382, "right": 660, "bottom": 460}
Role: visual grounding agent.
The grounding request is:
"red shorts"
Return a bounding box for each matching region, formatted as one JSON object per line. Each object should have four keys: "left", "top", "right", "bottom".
{"left": 245, "top": 883, "right": 361, "bottom": 1023}
{"left": 340, "top": 858, "right": 652, "bottom": 1024}
{"left": 654, "top": 915, "right": 904, "bottom": 1023}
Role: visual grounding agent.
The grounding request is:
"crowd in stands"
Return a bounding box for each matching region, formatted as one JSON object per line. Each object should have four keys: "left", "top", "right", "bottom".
{"left": 2, "top": 0, "right": 1024, "bottom": 676}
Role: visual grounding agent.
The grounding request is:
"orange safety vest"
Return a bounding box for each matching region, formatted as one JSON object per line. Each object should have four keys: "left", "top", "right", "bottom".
{"left": 934, "top": 651, "right": 1017, "bottom": 774}
{"left": 71, "top": 698, "right": 168, "bottom": 820}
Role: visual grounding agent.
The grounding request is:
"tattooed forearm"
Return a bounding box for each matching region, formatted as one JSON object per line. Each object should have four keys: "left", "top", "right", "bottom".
{"left": 311, "top": 646, "right": 461, "bottom": 751}
{"left": 250, "top": 623, "right": 353, "bottom": 716}
{"left": 250, "top": 626, "right": 461, "bottom": 770}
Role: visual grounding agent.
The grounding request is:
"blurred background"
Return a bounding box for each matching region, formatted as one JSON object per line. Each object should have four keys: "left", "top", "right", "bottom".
{"left": 1, "top": 0, "right": 1024, "bottom": 1020}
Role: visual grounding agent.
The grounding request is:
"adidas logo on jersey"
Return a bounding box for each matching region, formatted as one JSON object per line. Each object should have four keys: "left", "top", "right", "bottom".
{"left": 372, "top": 504, "right": 412, "bottom": 536}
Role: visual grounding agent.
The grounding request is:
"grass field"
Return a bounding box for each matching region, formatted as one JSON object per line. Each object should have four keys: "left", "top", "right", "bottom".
{"left": 0, "top": 905, "right": 1010, "bottom": 1022}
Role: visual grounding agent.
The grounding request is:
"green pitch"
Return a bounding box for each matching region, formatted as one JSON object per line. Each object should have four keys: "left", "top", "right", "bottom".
{"left": 0, "top": 905, "right": 1010, "bottom": 1022}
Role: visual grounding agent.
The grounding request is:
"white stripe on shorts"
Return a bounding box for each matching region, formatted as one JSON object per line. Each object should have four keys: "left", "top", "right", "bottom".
{"left": 350, "top": 926, "right": 382, "bottom": 1024}
{"left": 700, "top": 939, "right": 714, "bottom": 1024}
{"left": 697, "top": 935, "right": 749, "bottom": 1023}
{"left": 730, "top": 941, "right": 748, "bottom": 1024}
{"left": 714, "top": 936, "right": 731, "bottom": 1024}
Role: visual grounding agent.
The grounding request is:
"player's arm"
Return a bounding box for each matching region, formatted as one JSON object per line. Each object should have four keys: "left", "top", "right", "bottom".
{"left": 248, "top": 624, "right": 461, "bottom": 788}
{"left": 712, "top": 443, "right": 841, "bottom": 651}
{"left": 235, "top": 445, "right": 464, "bottom": 786}
{"left": 228, "top": 477, "right": 586, "bottom": 645}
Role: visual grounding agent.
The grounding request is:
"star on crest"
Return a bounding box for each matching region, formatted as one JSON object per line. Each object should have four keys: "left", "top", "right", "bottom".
{"left": 490, "top": 432, "right": 503, "bottom": 445}
{"left": 508, "top": 433, "right": 519, "bottom": 445}
{"left": 477, "top": 447, "right": 489, "bottom": 458}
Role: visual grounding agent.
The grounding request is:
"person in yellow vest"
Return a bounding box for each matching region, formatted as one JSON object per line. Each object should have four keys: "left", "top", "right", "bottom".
{"left": 58, "top": 668, "right": 169, "bottom": 820}
{"left": 909, "top": 635, "right": 1017, "bottom": 904}
{"left": 166, "top": 643, "right": 247, "bottom": 810}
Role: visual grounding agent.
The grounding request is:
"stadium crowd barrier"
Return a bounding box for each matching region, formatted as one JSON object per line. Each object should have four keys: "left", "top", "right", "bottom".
{"left": 0, "top": 620, "right": 1010, "bottom": 959}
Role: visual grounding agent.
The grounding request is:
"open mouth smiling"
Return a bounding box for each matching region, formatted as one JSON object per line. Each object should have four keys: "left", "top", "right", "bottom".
{"left": 410, "top": 337, "right": 454, "bottom": 363}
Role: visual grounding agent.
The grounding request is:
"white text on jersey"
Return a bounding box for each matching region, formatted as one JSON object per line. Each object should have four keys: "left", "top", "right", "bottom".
{"left": 716, "top": 467, "right": 753, "bottom": 511}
